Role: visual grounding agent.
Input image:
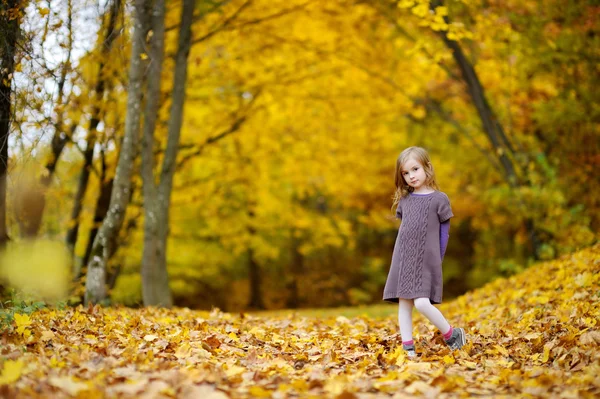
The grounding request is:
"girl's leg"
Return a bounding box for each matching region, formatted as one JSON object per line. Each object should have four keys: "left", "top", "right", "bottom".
{"left": 398, "top": 299, "right": 414, "bottom": 345}
{"left": 413, "top": 297, "right": 452, "bottom": 337}
{"left": 414, "top": 297, "right": 467, "bottom": 349}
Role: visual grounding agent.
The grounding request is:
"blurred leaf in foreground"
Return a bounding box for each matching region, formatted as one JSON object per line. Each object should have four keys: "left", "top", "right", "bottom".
{"left": 0, "top": 240, "right": 71, "bottom": 301}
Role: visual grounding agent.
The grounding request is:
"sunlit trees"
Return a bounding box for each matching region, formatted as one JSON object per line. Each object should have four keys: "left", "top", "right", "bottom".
{"left": 0, "top": 0, "right": 26, "bottom": 246}
{"left": 85, "top": 0, "right": 149, "bottom": 304}
{"left": 2, "top": 0, "right": 596, "bottom": 309}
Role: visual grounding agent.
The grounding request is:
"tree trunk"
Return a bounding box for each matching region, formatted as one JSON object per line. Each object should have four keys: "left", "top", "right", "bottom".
{"left": 0, "top": 0, "right": 23, "bottom": 246}
{"left": 140, "top": 0, "right": 168, "bottom": 307}
{"left": 142, "top": 0, "right": 195, "bottom": 307}
{"left": 247, "top": 209, "right": 265, "bottom": 310}
{"left": 84, "top": 0, "right": 150, "bottom": 305}
{"left": 430, "top": 0, "right": 540, "bottom": 258}
{"left": 42, "top": 124, "right": 76, "bottom": 188}
{"left": 285, "top": 232, "right": 304, "bottom": 308}
{"left": 66, "top": 0, "right": 122, "bottom": 256}
{"left": 82, "top": 150, "right": 114, "bottom": 269}
{"left": 248, "top": 249, "right": 266, "bottom": 310}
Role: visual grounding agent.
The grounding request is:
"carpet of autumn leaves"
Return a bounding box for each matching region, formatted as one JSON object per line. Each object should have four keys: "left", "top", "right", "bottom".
{"left": 1, "top": 244, "right": 599, "bottom": 398}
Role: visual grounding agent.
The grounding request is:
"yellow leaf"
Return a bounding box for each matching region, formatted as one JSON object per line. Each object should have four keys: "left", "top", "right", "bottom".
{"left": 575, "top": 272, "right": 592, "bottom": 287}
{"left": 398, "top": 0, "right": 415, "bottom": 8}
{"left": 461, "top": 360, "right": 477, "bottom": 370}
{"left": 140, "top": 53, "right": 148, "bottom": 60}
{"left": 527, "top": 295, "right": 550, "bottom": 305}
{"left": 411, "top": 105, "right": 426, "bottom": 119}
{"left": 39, "top": 8, "right": 50, "bottom": 17}
{"left": 494, "top": 345, "right": 509, "bottom": 356}
{"left": 435, "top": 6, "right": 448, "bottom": 16}
{"left": 175, "top": 343, "right": 191, "bottom": 359}
{"left": 224, "top": 365, "right": 246, "bottom": 378}
{"left": 541, "top": 345, "right": 551, "bottom": 363}
{"left": 144, "top": 334, "right": 158, "bottom": 342}
{"left": 406, "top": 362, "right": 432, "bottom": 372}
{"left": 50, "top": 357, "right": 66, "bottom": 368}
{"left": 443, "top": 355, "right": 455, "bottom": 365}
{"left": 248, "top": 386, "right": 272, "bottom": 398}
{"left": 290, "top": 378, "right": 309, "bottom": 392}
{"left": 395, "top": 351, "right": 406, "bottom": 366}
{"left": 0, "top": 360, "right": 25, "bottom": 384}
{"left": 228, "top": 332, "right": 239, "bottom": 341}
{"left": 14, "top": 313, "right": 32, "bottom": 335}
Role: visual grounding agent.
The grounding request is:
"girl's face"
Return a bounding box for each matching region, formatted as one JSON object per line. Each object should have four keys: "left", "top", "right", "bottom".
{"left": 401, "top": 157, "right": 428, "bottom": 191}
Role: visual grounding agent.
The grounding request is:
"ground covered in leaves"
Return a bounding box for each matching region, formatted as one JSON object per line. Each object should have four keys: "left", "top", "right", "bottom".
{"left": 1, "top": 244, "right": 599, "bottom": 398}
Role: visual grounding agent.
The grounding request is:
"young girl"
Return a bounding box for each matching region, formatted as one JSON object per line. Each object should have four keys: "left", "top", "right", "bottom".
{"left": 383, "top": 146, "right": 466, "bottom": 357}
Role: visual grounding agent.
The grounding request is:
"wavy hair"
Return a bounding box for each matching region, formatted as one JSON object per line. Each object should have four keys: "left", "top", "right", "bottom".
{"left": 392, "top": 146, "right": 439, "bottom": 211}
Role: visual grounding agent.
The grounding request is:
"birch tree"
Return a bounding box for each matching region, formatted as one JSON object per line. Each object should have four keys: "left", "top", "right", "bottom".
{"left": 85, "top": 0, "right": 150, "bottom": 304}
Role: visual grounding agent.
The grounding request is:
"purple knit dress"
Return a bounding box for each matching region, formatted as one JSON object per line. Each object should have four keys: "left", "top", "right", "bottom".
{"left": 383, "top": 191, "right": 453, "bottom": 304}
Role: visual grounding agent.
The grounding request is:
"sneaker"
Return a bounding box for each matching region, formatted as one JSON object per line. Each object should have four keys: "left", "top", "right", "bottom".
{"left": 446, "top": 327, "right": 466, "bottom": 350}
{"left": 403, "top": 344, "right": 417, "bottom": 358}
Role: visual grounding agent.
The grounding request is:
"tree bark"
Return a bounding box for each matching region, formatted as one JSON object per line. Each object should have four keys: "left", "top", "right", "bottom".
{"left": 0, "top": 0, "right": 24, "bottom": 246}
{"left": 84, "top": 0, "right": 150, "bottom": 305}
{"left": 247, "top": 209, "right": 265, "bottom": 310}
{"left": 285, "top": 231, "right": 304, "bottom": 308}
{"left": 141, "top": 0, "right": 195, "bottom": 307}
{"left": 82, "top": 149, "right": 114, "bottom": 269}
{"left": 66, "top": 0, "right": 122, "bottom": 256}
{"left": 140, "top": 0, "right": 168, "bottom": 307}
{"left": 248, "top": 250, "right": 265, "bottom": 310}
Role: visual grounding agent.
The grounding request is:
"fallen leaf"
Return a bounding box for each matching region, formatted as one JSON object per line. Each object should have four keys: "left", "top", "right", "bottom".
{"left": 143, "top": 334, "right": 158, "bottom": 342}
{"left": 48, "top": 376, "right": 89, "bottom": 396}
{"left": 0, "top": 360, "right": 25, "bottom": 385}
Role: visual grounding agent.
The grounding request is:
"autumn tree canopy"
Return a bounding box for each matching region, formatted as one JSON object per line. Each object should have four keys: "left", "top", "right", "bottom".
{"left": 0, "top": 0, "right": 597, "bottom": 310}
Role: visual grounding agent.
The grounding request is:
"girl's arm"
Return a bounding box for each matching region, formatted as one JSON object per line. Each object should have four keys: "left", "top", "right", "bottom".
{"left": 440, "top": 220, "right": 450, "bottom": 261}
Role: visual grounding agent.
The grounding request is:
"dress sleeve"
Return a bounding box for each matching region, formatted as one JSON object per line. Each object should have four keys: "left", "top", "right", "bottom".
{"left": 396, "top": 201, "right": 402, "bottom": 219}
{"left": 437, "top": 193, "right": 454, "bottom": 222}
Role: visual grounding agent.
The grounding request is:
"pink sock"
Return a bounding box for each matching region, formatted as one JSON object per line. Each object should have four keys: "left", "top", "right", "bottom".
{"left": 402, "top": 340, "right": 414, "bottom": 346}
{"left": 443, "top": 327, "right": 453, "bottom": 341}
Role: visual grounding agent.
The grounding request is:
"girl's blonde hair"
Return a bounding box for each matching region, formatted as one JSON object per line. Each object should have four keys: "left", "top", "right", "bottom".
{"left": 392, "top": 146, "right": 439, "bottom": 210}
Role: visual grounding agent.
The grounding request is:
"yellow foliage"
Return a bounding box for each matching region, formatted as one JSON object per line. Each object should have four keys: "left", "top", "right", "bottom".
{"left": 16, "top": 0, "right": 598, "bottom": 314}
{"left": 0, "top": 240, "right": 71, "bottom": 301}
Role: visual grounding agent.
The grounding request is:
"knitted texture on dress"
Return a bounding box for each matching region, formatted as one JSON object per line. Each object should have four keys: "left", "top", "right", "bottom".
{"left": 397, "top": 195, "right": 433, "bottom": 297}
